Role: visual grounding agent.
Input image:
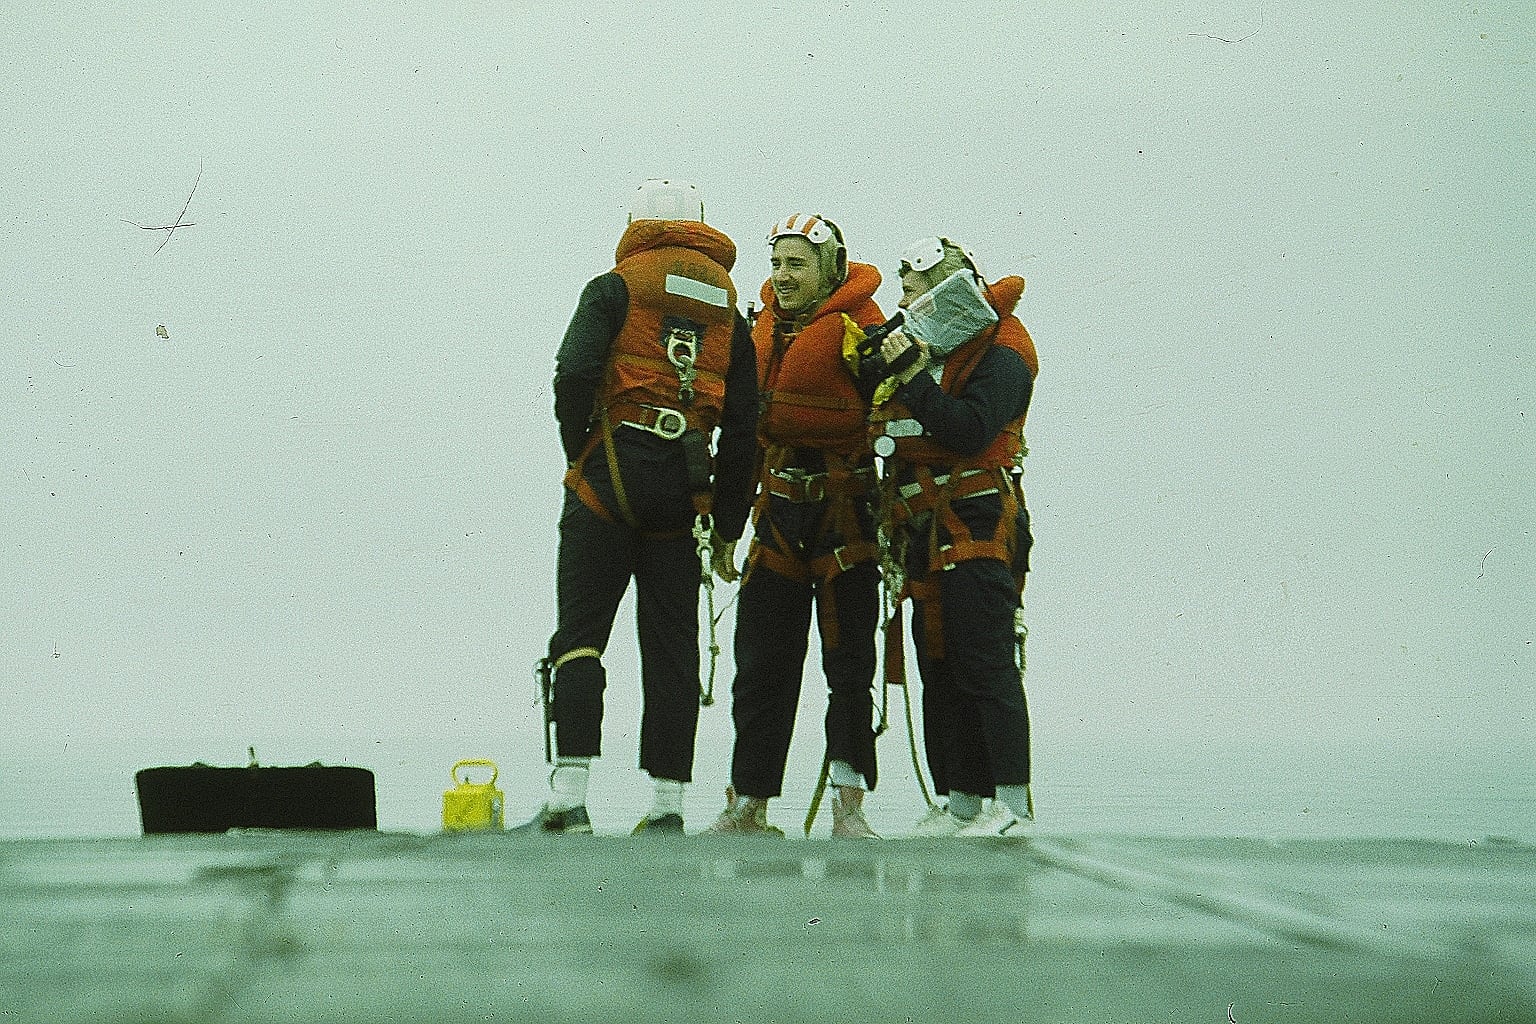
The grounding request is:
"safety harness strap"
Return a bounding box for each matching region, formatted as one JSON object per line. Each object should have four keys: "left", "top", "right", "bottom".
{"left": 599, "top": 412, "right": 640, "bottom": 528}
{"left": 563, "top": 404, "right": 712, "bottom": 535}
{"left": 563, "top": 428, "right": 622, "bottom": 527}
{"left": 888, "top": 466, "right": 1002, "bottom": 527}
{"left": 760, "top": 389, "right": 867, "bottom": 413}
{"left": 879, "top": 464, "right": 1022, "bottom": 663}
{"left": 744, "top": 445, "right": 879, "bottom": 651}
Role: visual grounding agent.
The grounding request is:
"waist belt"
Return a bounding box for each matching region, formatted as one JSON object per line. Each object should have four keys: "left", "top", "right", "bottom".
{"left": 766, "top": 465, "right": 878, "bottom": 503}
{"left": 897, "top": 468, "right": 998, "bottom": 502}
{"left": 893, "top": 467, "right": 1004, "bottom": 523}
{"left": 615, "top": 403, "right": 689, "bottom": 441}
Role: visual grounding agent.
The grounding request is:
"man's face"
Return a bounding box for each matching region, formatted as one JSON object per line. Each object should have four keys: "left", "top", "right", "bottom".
{"left": 770, "top": 236, "right": 829, "bottom": 314}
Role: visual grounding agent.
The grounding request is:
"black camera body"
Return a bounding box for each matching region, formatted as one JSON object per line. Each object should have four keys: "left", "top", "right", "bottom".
{"left": 856, "top": 311, "right": 906, "bottom": 358}
{"left": 860, "top": 311, "right": 925, "bottom": 383}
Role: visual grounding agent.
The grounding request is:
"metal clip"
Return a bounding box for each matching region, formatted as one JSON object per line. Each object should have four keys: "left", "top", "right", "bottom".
{"left": 666, "top": 329, "right": 698, "bottom": 371}
{"left": 622, "top": 405, "right": 688, "bottom": 441}
{"left": 667, "top": 329, "right": 699, "bottom": 406}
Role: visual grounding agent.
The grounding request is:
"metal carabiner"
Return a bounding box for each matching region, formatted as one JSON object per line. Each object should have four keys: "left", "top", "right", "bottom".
{"left": 666, "top": 329, "right": 699, "bottom": 406}
{"left": 666, "top": 329, "right": 698, "bottom": 372}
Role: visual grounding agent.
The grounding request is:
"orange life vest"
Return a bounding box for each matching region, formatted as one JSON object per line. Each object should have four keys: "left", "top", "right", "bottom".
{"left": 743, "top": 263, "right": 885, "bottom": 645}
{"left": 604, "top": 219, "right": 738, "bottom": 432}
{"left": 564, "top": 219, "right": 739, "bottom": 528}
{"left": 872, "top": 275, "right": 1035, "bottom": 473}
{"left": 755, "top": 262, "right": 884, "bottom": 457}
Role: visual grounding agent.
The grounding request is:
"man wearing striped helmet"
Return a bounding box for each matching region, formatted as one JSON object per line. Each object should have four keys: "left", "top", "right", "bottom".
{"left": 704, "top": 213, "right": 889, "bottom": 838}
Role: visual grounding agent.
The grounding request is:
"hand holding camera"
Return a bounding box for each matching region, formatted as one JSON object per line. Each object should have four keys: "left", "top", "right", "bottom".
{"left": 880, "top": 329, "right": 929, "bottom": 385}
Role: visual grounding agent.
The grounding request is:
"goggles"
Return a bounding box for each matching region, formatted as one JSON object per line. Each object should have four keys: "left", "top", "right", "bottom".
{"left": 768, "top": 213, "right": 836, "bottom": 246}
{"left": 898, "top": 236, "right": 987, "bottom": 279}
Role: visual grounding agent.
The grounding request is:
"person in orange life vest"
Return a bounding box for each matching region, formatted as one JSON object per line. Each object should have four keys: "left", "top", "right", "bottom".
{"left": 873, "top": 236, "right": 1038, "bottom": 837}
{"left": 704, "top": 214, "right": 889, "bottom": 838}
{"left": 514, "top": 180, "right": 759, "bottom": 835}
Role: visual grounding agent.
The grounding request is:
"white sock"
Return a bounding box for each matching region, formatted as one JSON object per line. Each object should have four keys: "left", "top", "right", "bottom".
{"left": 996, "top": 783, "right": 1034, "bottom": 822}
{"left": 549, "top": 758, "right": 591, "bottom": 811}
{"left": 650, "top": 777, "right": 685, "bottom": 819}
{"left": 828, "top": 759, "right": 865, "bottom": 790}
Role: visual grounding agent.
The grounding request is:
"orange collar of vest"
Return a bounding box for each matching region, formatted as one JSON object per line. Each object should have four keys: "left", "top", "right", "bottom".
{"left": 617, "top": 220, "right": 737, "bottom": 272}
{"left": 982, "top": 275, "right": 1025, "bottom": 317}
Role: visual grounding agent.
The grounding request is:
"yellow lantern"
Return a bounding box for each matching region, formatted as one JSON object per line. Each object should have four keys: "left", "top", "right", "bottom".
{"left": 442, "top": 759, "right": 504, "bottom": 832}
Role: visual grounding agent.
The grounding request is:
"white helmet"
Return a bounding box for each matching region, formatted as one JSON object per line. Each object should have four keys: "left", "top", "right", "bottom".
{"left": 899, "top": 236, "right": 987, "bottom": 282}
{"left": 629, "top": 178, "right": 704, "bottom": 223}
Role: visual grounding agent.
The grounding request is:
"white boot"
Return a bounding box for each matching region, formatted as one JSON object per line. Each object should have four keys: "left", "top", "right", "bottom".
{"left": 830, "top": 787, "right": 879, "bottom": 839}
{"left": 701, "top": 786, "right": 783, "bottom": 836}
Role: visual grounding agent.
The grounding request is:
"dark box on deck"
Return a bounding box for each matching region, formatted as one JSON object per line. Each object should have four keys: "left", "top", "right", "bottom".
{"left": 135, "top": 762, "right": 377, "bottom": 834}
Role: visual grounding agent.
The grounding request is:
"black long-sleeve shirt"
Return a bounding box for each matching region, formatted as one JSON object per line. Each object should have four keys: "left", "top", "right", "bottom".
{"left": 892, "top": 345, "right": 1033, "bottom": 457}
{"left": 552, "top": 272, "right": 760, "bottom": 541}
{"left": 890, "top": 344, "right": 1034, "bottom": 553}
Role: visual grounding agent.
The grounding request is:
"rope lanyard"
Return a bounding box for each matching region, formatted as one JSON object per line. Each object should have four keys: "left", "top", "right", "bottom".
{"left": 881, "top": 478, "right": 939, "bottom": 811}
{"left": 803, "top": 756, "right": 830, "bottom": 836}
{"left": 693, "top": 513, "right": 719, "bottom": 707}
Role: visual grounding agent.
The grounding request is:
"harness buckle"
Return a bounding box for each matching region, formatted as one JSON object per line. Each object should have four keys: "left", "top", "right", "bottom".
{"left": 834, "top": 545, "right": 855, "bottom": 572}
{"left": 768, "top": 467, "right": 831, "bottom": 503}
{"left": 622, "top": 405, "right": 688, "bottom": 441}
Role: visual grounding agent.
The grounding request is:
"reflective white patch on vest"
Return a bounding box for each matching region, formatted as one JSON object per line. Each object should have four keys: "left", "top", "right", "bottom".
{"left": 665, "top": 274, "right": 729, "bottom": 308}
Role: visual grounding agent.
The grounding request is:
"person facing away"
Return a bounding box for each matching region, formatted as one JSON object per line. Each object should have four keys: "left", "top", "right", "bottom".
{"left": 704, "top": 214, "right": 888, "bottom": 838}
{"left": 515, "top": 179, "right": 758, "bottom": 835}
{"left": 871, "top": 236, "right": 1038, "bottom": 837}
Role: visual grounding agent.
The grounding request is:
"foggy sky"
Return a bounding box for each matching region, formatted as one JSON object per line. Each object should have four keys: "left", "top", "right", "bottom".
{"left": 3, "top": 3, "right": 1530, "bottom": 835}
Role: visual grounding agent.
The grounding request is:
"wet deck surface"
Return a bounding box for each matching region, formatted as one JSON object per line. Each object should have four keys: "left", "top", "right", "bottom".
{"left": 3, "top": 831, "right": 1534, "bottom": 1023}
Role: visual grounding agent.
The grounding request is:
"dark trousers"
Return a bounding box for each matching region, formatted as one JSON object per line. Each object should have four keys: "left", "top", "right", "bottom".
{"left": 548, "top": 487, "right": 702, "bottom": 783}
{"left": 912, "top": 557, "right": 1031, "bottom": 796}
{"left": 728, "top": 558, "right": 880, "bottom": 799}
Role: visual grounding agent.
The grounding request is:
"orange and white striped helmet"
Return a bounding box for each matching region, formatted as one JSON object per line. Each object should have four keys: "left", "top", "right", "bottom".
{"left": 766, "top": 213, "right": 837, "bottom": 246}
